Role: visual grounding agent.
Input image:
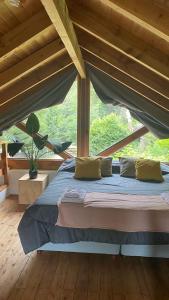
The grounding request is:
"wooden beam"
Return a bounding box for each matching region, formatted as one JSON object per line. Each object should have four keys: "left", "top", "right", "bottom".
{"left": 77, "top": 74, "right": 90, "bottom": 157}
{"left": 0, "top": 39, "right": 65, "bottom": 89}
{"left": 16, "top": 122, "right": 73, "bottom": 160}
{"left": 0, "top": 10, "right": 53, "bottom": 64}
{"left": 103, "top": 0, "right": 169, "bottom": 44}
{"left": 41, "top": 0, "right": 86, "bottom": 78}
{"left": 83, "top": 50, "right": 169, "bottom": 112}
{"left": 106, "top": 0, "right": 169, "bottom": 40}
{"left": 77, "top": 28, "right": 169, "bottom": 100}
{"left": 8, "top": 158, "right": 64, "bottom": 171}
{"left": 1, "top": 143, "right": 8, "bottom": 185}
{"left": 0, "top": 53, "right": 72, "bottom": 106}
{"left": 98, "top": 127, "right": 149, "bottom": 156}
{"left": 69, "top": 2, "right": 169, "bottom": 80}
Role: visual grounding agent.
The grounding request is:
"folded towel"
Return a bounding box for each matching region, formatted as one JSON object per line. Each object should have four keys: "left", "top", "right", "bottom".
{"left": 64, "top": 189, "right": 82, "bottom": 198}
{"left": 161, "top": 192, "right": 169, "bottom": 204}
{"left": 59, "top": 188, "right": 86, "bottom": 203}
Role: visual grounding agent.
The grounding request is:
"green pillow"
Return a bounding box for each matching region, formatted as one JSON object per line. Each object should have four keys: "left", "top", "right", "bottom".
{"left": 135, "top": 159, "right": 164, "bottom": 182}
{"left": 74, "top": 157, "right": 102, "bottom": 179}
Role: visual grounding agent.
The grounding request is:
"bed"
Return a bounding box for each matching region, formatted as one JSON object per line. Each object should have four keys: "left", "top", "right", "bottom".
{"left": 18, "top": 159, "right": 169, "bottom": 257}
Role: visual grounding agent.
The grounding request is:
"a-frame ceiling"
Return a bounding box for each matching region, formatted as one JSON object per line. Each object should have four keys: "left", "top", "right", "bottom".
{"left": 0, "top": 0, "right": 169, "bottom": 113}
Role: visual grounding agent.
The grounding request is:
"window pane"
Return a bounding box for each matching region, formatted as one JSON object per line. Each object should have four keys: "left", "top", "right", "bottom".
{"left": 90, "top": 84, "right": 169, "bottom": 161}
{"left": 90, "top": 84, "right": 139, "bottom": 155}
{"left": 1, "top": 81, "right": 77, "bottom": 158}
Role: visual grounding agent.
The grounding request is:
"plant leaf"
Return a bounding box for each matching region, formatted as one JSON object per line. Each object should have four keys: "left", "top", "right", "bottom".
{"left": 33, "top": 135, "right": 48, "bottom": 150}
{"left": 52, "top": 141, "right": 71, "bottom": 154}
{"left": 7, "top": 142, "right": 24, "bottom": 157}
{"left": 26, "top": 113, "right": 40, "bottom": 135}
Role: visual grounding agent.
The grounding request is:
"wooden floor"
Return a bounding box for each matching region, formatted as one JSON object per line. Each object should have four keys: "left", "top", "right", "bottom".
{"left": 0, "top": 197, "right": 169, "bottom": 300}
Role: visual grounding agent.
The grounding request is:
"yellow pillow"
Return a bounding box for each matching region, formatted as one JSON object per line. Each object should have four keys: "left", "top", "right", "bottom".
{"left": 74, "top": 157, "right": 102, "bottom": 179}
{"left": 135, "top": 159, "right": 164, "bottom": 182}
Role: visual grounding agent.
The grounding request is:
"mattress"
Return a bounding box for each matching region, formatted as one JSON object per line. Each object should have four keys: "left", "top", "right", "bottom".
{"left": 18, "top": 160, "right": 169, "bottom": 254}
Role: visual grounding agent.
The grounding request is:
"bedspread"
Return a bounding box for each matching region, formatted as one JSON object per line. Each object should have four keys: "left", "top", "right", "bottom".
{"left": 56, "top": 192, "right": 169, "bottom": 232}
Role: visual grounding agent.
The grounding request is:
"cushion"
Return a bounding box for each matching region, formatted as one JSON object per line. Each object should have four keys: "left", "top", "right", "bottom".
{"left": 101, "top": 157, "right": 112, "bottom": 177}
{"left": 119, "top": 157, "right": 136, "bottom": 178}
{"left": 74, "top": 157, "right": 102, "bottom": 179}
{"left": 135, "top": 159, "right": 164, "bottom": 182}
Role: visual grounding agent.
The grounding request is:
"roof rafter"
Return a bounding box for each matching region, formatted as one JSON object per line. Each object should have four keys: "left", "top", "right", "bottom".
{"left": 69, "top": 2, "right": 169, "bottom": 80}
{"left": 77, "top": 28, "right": 169, "bottom": 99}
{"left": 0, "top": 38, "right": 65, "bottom": 89}
{"left": 0, "top": 53, "right": 72, "bottom": 106}
{"left": 103, "top": 0, "right": 169, "bottom": 43}
{"left": 0, "top": 10, "right": 53, "bottom": 64}
{"left": 41, "top": 0, "right": 86, "bottom": 78}
{"left": 83, "top": 50, "right": 169, "bottom": 112}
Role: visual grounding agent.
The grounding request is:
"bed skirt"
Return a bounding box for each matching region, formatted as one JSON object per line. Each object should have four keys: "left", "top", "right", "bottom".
{"left": 38, "top": 242, "right": 169, "bottom": 258}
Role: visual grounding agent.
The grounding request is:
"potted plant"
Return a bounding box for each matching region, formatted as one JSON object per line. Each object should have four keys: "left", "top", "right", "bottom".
{"left": 7, "top": 113, "right": 71, "bottom": 179}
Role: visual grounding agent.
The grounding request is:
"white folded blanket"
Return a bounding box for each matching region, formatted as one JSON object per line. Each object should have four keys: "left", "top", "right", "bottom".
{"left": 59, "top": 188, "right": 86, "bottom": 203}
{"left": 161, "top": 192, "right": 169, "bottom": 204}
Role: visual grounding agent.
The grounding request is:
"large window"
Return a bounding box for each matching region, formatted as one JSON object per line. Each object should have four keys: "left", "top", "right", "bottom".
{"left": 90, "top": 84, "right": 169, "bottom": 161}
{"left": 1, "top": 81, "right": 169, "bottom": 161}
{"left": 1, "top": 81, "right": 77, "bottom": 158}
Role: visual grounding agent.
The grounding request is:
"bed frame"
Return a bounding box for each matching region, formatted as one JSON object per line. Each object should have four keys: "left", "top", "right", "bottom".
{"left": 38, "top": 242, "right": 169, "bottom": 258}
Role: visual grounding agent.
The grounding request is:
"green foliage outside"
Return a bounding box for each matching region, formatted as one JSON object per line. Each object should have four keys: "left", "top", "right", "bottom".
{"left": 1, "top": 81, "right": 169, "bottom": 161}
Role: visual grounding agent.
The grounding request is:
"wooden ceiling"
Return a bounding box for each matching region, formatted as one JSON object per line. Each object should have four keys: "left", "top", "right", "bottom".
{"left": 0, "top": 0, "right": 169, "bottom": 113}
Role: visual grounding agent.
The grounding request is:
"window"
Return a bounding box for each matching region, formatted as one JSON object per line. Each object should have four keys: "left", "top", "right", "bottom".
{"left": 90, "top": 84, "right": 169, "bottom": 161}
{"left": 1, "top": 81, "right": 77, "bottom": 158}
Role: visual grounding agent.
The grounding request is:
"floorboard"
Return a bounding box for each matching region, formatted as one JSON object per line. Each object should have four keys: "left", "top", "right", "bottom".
{"left": 0, "top": 196, "right": 169, "bottom": 300}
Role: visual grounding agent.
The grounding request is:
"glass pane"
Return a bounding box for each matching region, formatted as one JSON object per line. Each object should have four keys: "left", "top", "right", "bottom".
{"left": 90, "top": 84, "right": 141, "bottom": 155}
{"left": 1, "top": 81, "right": 77, "bottom": 158}
{"left": 90, "top": 84, "right": 169, "bottom": 161}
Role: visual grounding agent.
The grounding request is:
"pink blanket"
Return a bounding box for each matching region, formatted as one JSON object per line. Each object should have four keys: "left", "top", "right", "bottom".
{"left": 56, "top": 192, "right": 169, "bottom": 232}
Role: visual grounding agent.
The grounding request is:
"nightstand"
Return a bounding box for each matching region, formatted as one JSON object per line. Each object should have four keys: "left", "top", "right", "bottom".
{"left": 18, "top": 173, "right": 48, "bottom": 204}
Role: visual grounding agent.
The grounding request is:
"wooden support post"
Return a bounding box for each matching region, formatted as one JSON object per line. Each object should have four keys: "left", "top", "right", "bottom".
{"left": 77, "top": 74, "right": 90, "bottom": 157}
{"left": 1, "top": 143, "right": 8, "bottom": 185}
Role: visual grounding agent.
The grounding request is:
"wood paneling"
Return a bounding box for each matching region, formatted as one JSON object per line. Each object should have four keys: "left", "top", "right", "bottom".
{"left": 107, "top": 0, "right": 169, "bottom": 38}
{"left": 41, "top": 0, "right": 86, "bottom": 78}
{"left": 8, "top": 158, "right": 63, "bottom": 170}
{"left": 103, "top": 0, "right": 169, "bottom": 54}
{"left": 1, "top": 197, "right": 169, "bottom": 300}
{"left": 77, "top": 74, "right": 90, "bottom": 156}
{"left": 98, "top": 127, "right": 149, "bottom": 156}
{"left": 0, "top": 38, "right": 65, "bottom": 89}
{"left": 77, "top": 28, "right": 169, "bottom": 100}
{"left": 69, "top": 1, "right": 169, "bottom": 80}
{"left": 0, "top": 10, "right": 53, "bottom": 64}
{"left": 0, "top": 53, "right": 72, "bottom": 105}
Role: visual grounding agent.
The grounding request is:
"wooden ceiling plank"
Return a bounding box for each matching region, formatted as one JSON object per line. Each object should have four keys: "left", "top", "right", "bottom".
{"left": 106, "top": 0, "right": 169, "bottom": 37}
{"left": 0, "top": 53, "right": 72, "bottom": 105}
{"left": 103, "top": 0, "right": 169, "bottom": 43}
{"left": 83, "top": 50, "right": 169, "bottom": 112}
{"left": 69, "top": 3, "right": 169, "bottom": 80}
{"left": 0, "top": 38, "right": 65, "bottom": 89}
{"left": 76, "top": 28, "right": 169, "bottom": 99}
{"left": 41, "top": 0, "right": 86, "bottom": 78}
{"left": 0, "top": 10, "right": 52, "bottom": 63}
